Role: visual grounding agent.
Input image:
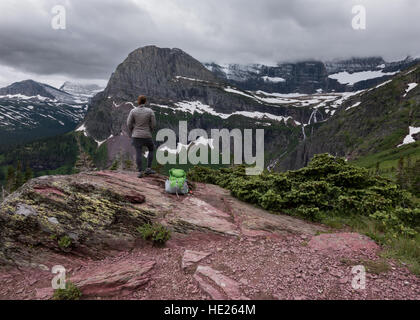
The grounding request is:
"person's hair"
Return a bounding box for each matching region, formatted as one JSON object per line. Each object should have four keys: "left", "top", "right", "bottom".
{"left": 138, "top": 95, "right": 147, "bottom": 105}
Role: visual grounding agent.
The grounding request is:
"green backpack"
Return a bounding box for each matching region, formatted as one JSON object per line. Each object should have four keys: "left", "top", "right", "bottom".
{"left": 166, "top": 169, "right": 188, "bottom": 194}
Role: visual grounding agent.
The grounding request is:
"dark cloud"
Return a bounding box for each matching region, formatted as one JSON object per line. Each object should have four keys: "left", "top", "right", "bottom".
{"left": 0, "top": 0, "right": 419, "bottom": 86}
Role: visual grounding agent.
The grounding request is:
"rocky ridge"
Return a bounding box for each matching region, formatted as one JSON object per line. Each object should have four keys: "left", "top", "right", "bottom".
{"left": 0, "top": 171, "right": 418, "bottom": 300}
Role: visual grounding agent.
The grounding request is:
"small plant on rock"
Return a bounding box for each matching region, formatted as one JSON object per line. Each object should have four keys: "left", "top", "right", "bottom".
{"left": 110, "top": 160, "right": 119, "bottom": 171}
{"left": 58, "top": 235, "right": 72, "bottom": 249}
{"left": 137, "top": 222, "right": 171, "bottom": 245}
{"left": 53, "top": 281, "right": 82, "bottom": 300}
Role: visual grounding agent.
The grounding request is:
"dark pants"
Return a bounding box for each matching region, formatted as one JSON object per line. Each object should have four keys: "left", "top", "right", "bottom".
{"left": 132, "top": 138, "right": 155, "bottom": 172}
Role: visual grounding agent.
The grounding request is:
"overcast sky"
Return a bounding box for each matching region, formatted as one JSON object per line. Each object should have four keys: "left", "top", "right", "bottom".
{"left": 0, "top": 0, "right": 419, "bottom": 88}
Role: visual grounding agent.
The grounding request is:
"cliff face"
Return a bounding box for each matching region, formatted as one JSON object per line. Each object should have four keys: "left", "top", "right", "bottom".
{"left": 105, "top": 46, "right": 218, "bottom": 99}
{"left": 204, "top": 57, "right": 420, "bottom": 94}
{"left": 324, "top": 57, "right": 386, "bottom": 74}
{"left": 204, "top": 61, "right": 331, "bottom": 93}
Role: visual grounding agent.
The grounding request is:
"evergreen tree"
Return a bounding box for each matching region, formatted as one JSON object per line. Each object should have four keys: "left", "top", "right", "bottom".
{"left": 24, "top": 164, "right": 33, "bottom": 182}
{"left": 13, "top": 161, "right": 25, "bottom": 191}
{"left": 5, "top": 166, "right": 16, "bottom": 192}
{"left": 409, "top": 159, "right": 420, "bottom": 197}
{"left": 396, "top": 157, "right": 405, "bottom": 188}
{"left": 0, "top": 168, "right": 5, "bottom": 182}
{"left": 375, "top": 162, "right": 380, "bottom": 175}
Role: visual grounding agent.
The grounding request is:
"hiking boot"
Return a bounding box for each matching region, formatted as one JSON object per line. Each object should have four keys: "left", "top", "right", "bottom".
{"left": 145, "top": 168, "right": 156, "bottom": 175}
{"left": 138, "top": 171, "right": 145, "bottom": 178}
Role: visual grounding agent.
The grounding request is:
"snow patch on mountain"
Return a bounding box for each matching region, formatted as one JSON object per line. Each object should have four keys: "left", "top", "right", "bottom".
{"left": 261, "top": 76, "right": 285, "bottom": 83}
{"left": 403, "top": 83, "right": 418, "bottom": 97}
{"left": 346, "top": 102, "right": 361, "bottom": 111}
{"left": 374, "top": 80, "right": 393, "bottom": 89}
{"left": 0, "top": 94, "right": 50, "bottom": 101}
{"left": 328, "top": 70, "right": 399, "bottom": 85}
{"left": 398, "top": 127, "right": 420, "bottom": 147}
{"left": 76, "top": 123, "right": 88, "bottom": 137}
{"left": 153, "top": 101, "right": 294, "bottom": 125}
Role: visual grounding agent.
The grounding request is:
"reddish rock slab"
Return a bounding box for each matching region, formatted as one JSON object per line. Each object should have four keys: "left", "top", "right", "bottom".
{"left": 181, "top": 250, "right": 211, "bottom": 270}
{"left": 71, "top": 260, "right": 155, "bottom": 298}
{"left": 33, "top": 186, "right": 65, "bottom": 197}
{"left": 194, "top": 265, "right": 248, "bottom": 300}
{"left": 35, "top": 287, "right": 54, "bottom": 300}
{"left": 167, "top": 197, "right": 240, "bottom": 236}
{"left": 124, "top": 193, "right": 146, "bottom": 204}
{"left": 308, "top": 232, "right": 380, "bottom": 255}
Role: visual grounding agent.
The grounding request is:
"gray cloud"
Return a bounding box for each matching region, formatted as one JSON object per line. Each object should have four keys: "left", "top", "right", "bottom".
{"left": 0, "top": 0, "right": 419, "bottom": 86}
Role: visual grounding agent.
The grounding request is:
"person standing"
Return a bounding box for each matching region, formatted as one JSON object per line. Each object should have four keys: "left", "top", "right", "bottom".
{"left": 127, "top": 95, "right": 157, "bottom": 178}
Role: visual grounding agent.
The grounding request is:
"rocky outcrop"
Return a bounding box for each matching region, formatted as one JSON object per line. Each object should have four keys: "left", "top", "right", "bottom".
{"left": 0, "top": 171, "right": 418, "bottom": 300}
{"left": 0, "top": 171, "right": 324, "bottom": 269}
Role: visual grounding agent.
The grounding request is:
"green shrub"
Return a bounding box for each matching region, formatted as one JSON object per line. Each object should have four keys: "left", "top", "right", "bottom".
{"left": 58, "top": 235, "right": 72, "bottom": 249}
{"left": 110, "top": 160, "right": 119, "bottom": 171}
{"left": 137, "top": 223, "right": 171, "bottom": 245}
{"left": 188, "top": 154, "right": 419, "bottom": 237}
{"left": 53, "top": 281, "right": 82, "bottom": 300}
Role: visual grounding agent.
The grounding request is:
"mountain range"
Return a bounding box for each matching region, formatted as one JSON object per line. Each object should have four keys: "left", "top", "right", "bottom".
{"left": 0, "top": 80, "right": 103, "bottom": 147}
{"left": 0, "top": 46, "right": 418, "bottom": 179}
{"left": 203, "top": 56, "right": 417, "bottom": 93}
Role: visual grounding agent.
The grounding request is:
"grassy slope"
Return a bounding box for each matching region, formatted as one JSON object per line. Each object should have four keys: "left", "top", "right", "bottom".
{"left": 353, "top": 142, "right": 420, "bottom": 170}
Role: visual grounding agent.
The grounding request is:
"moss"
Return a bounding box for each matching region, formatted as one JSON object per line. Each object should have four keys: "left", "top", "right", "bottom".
{"left": 1, "top": 178, "right": 163, "bottom": 255}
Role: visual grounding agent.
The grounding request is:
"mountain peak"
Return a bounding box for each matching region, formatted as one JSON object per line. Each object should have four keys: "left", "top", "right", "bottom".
{"left": 0, "top": 79, "right": 56, "bottom": 99}
{"left": 104, "top": 45, "right": 217, "bottom": 99}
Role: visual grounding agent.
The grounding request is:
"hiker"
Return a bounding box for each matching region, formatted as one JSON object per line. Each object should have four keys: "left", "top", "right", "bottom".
{"left": 127, "top": 95, "right": 157, "bottom": 178}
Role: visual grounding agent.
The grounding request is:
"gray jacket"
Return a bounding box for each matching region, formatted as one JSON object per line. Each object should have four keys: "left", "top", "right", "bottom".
{"left": 127, "top": 105, "right": 156, "bottom": 139}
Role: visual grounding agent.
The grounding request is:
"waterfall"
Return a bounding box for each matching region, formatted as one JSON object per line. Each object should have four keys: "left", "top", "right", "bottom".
{"left": 302, "top": 125, "right": 307, "bottom": 140}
